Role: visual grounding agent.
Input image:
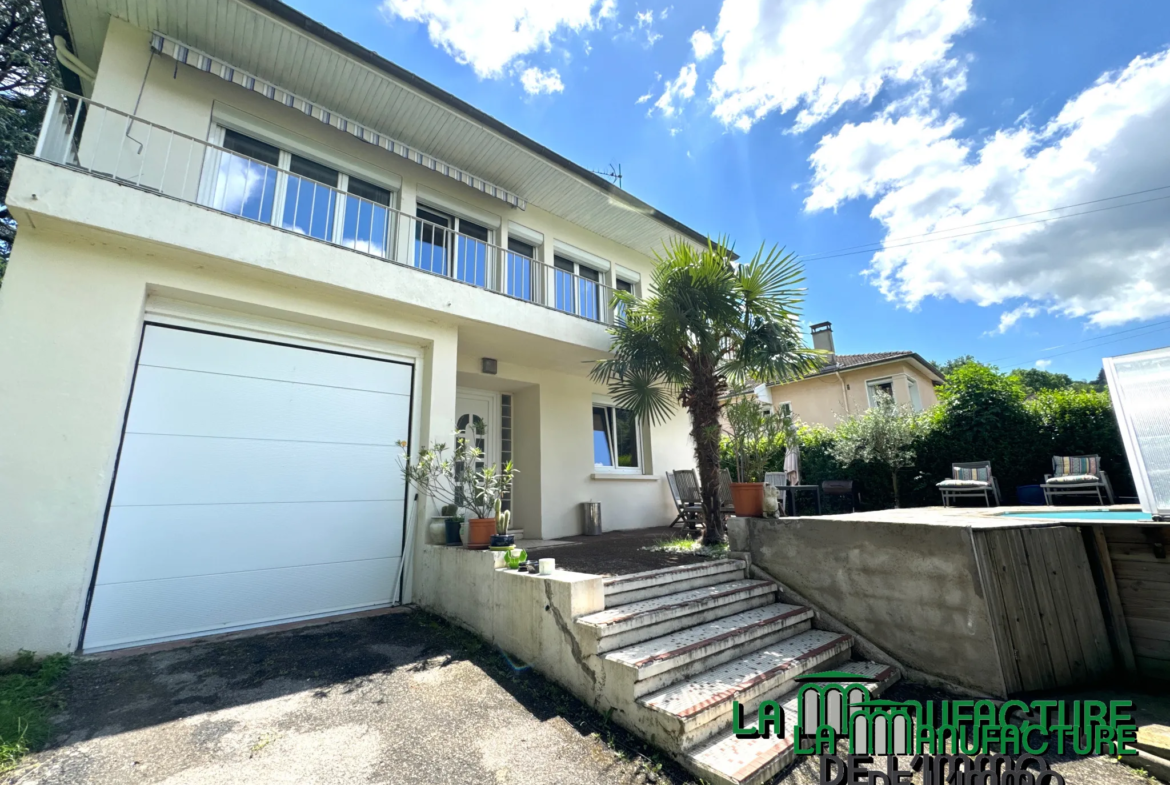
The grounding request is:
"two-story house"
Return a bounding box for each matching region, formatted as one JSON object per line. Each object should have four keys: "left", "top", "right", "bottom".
{"left": 0, "top": 0, "right": 708, "bottom": 655}
{"left": 764, "top": 322, "right": 944, "bottom": 425}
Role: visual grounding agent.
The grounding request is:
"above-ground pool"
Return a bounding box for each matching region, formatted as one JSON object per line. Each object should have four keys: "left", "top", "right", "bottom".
{"left": 998, "top": 509, "right": 1154, "bottom": 522}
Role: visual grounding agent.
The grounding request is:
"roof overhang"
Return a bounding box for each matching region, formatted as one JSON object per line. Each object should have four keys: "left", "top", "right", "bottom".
{"left": 43, "top": 0, "right": 716, "bottom": 258}
{"left": 771, "top": 353, "right": 946, "bottom": 386}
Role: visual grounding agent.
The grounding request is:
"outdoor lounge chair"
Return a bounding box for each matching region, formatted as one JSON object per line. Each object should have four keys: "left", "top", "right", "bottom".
{"left": 667, "top": 470, "right": 704, "bottom": 528}
{"left": 937, "top": 461, "right": 1002, "bottom": 507}
{"left": 1042, "top": 455, "right": 1115, "bottom": 505}
{"left": 718, "top": 469, "right": 737, "bottom": 516}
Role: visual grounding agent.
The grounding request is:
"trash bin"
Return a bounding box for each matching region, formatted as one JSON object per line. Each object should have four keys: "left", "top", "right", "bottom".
{"left": 1016, "top": 484, "right": 1046, "bottom": 506}
{"left": 581, "top": 502, "right": 602, "bottom": 535}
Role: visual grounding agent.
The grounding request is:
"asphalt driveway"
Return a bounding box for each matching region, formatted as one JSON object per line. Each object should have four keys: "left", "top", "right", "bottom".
{"left": 5, "top": 610, "right": 684, "bottom": 785}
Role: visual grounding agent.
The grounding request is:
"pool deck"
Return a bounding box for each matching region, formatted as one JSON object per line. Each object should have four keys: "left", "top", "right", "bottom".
{"left": 803, "top": 503, "right": 1156, "bottom": 528}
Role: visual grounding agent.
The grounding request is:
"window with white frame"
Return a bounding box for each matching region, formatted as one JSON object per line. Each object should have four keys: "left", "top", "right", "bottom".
{"left": 207, "top": 128, "right": 397, "bottom": 257}
{"left": 907, "top": 377, "right": 923, "bottom": 411}
{"left": 505, "top": 235, "right": 537, "bottom": 301}
{"left": 866, "top": 377, "right": 895, "bottom": 407}
{"left": 614, "top": 277, "right": 636, "bottom": 323}
{"left": 554, "top": 254, "right": 604, "bottom": 321}
{"left": 776, "top": 401, "right": 792, "bottom": 417}
{"left": 592, "top": 401, "right": 642, "bottom": 472}
{"left": 414, "top": 204, "right": 492, "bottom": 286}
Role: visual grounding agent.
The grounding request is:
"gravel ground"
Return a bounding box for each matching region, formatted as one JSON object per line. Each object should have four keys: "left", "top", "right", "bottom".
{"left": 4, "top": 610, "right": 689, "bottom": 785}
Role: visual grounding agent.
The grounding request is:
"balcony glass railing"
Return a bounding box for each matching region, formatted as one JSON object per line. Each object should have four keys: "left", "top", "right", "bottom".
{"left": 33, "top": 89, "right": 622, "bottom": 326}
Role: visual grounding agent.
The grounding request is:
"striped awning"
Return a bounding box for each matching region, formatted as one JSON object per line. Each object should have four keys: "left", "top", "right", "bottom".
{"left": 150, "top": 32, "right": 526, "bottom": 210}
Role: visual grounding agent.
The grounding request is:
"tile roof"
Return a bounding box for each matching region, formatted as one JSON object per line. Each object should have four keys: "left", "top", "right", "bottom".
{"left": 802, "top": 352, "right": 943, "bottom": 379}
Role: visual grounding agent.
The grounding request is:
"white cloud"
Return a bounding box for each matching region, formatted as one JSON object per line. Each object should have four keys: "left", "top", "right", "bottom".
{"left": 635, "top": 91, "right": 653, "bottom": 104}
{"left": 691, "top": 28, "right": 715, "bottom": 61}
{"left": 1035, "top": 359, "right": 1053, "bottom": 369}
{"left": 805, "top": 49, "right": 1170, "bottom": 327}
{"left": 380, "top": 0, "right": 611, "bottom": 79}
{"left": 634, "top": 7, "right": 662, "bottom": 46}
{"left": 636, "top": 9, "right": 654, "bottom": 26}
{"left": 992, "top": 305, "right": 1040, "bottom": 335}
{"left": 519, "top": 66, "right": 565, "bottom": 95}
{"left": 693, "top": 0, "right": 974, "bottom": 131}
{"left": 654, "top": 63, "right": 698, "bottom": 117}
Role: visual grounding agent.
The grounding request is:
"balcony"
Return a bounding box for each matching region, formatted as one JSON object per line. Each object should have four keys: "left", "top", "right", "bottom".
{"left": 33, "top": 90, "right": 626, "bottom": 327}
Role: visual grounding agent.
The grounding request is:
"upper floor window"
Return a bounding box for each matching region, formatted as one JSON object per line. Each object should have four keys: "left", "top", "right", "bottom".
{"left": 506, "top": 236, "right": 537, "bottom": 302}
{"left": 866, "top": 377, "right": 894, "bottom": 407}
{"left": 615, "top": 277, "right": 636, "bottom": 323}
{"left": 205, "top": 128, "right": 396, "bottom": 257}
{"left": 554, "top": 254, "right": 604, "bottom": 321}
{"left": 907, "top": 377, "right": 923, "bottom": 411}
{"left": 414, "top": 204, "right": 492, "bottom": 287}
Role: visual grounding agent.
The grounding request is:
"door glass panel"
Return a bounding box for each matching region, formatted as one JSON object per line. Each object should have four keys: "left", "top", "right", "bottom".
{"left": 456, "top": 218, "right": 490, "bottom": 287}
{"left": 212, "top": 129, "right": 278, "bottom": 223}
{"left": 554, "top": 256, "right": 575, "bottom": 313}
{"left": 506, "top": 237, "right": 535, "bottom": 301}
{"left": 342, "top": 177, "right": 392, "bottom": 257}
{"left": 592, "top": 407, "right": 614, "bottom": 466}
{"left": 282, "top": 155, "right": 338, "bottom": 241}
{"left": 415, "top": 207, "right": 450, "bottom": 275}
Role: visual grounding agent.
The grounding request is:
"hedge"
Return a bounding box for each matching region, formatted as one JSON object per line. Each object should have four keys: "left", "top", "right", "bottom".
{"left": 722, "top": 362, "right": 1134, "bottom": 511}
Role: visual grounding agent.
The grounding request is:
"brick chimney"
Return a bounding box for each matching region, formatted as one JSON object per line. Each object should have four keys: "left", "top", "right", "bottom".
{"left": 811, "top": 321, "right": 835, "bottom": 365}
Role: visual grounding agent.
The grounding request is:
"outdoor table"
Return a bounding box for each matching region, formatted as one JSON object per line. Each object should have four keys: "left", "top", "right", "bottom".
{"left": 784, "top": 485, "right": 822, "bottom": 516}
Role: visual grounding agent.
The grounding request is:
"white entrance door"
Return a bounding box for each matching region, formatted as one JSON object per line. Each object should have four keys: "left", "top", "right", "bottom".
{"left": 454, "top": 388, "right": 500, "bottom": 480}
{"left": 82, "top": 324, "right": 413, "bottom": 652}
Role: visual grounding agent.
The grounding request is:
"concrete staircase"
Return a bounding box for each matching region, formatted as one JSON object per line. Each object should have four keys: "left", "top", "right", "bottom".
{"left": 575, "top": 559, "right": 900, "bottom": 785}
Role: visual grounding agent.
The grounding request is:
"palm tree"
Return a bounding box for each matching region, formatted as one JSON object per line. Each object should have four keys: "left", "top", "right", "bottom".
{"left": 591, "top": 238, "right": 819, "bottom": 544}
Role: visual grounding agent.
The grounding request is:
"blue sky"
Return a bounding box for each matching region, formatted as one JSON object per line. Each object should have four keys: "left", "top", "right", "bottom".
{"left": 288, "top": 0, "right": 1170, "bottom": 379}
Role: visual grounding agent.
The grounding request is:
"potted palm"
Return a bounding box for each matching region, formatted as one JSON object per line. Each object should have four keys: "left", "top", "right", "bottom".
{"left": 725, "top": 397, "right": 785, "bottom": 517}
{"left": 398, "top": 433, "right": 516, "bottom": 550}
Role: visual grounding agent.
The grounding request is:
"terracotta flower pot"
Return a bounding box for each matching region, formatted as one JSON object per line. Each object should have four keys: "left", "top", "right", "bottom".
{"left": 730, "top": 482, "right": 765, "bottom": 517}
{"left": 466, "top": 518, "right": 496, "bottom": 550}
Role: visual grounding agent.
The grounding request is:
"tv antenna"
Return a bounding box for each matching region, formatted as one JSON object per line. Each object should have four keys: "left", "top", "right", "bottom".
{"left": 591, "top": 163, "right": 623, "bottom": 189}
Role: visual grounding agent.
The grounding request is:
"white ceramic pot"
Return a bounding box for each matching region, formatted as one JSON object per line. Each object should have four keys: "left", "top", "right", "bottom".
{"left": 426, "top": 518, "right": 447, "bottom": 545}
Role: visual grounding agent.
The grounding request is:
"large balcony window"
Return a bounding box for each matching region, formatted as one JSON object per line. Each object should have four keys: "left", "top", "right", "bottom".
{"left": 34, "top": 89, "right": 625, "bottom": 327}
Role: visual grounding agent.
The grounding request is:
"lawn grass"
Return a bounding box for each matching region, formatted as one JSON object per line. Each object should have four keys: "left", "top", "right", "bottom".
{"left": 645, "top": 535, "right": 730, "bottom": 558}
{"left": 0, "top": 651, "right": 71, "bottom": 774}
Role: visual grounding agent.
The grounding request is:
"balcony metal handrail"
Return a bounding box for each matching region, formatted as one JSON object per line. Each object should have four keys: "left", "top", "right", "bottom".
{"left": 32, "top": 88, "right": 623, "bottom": 327}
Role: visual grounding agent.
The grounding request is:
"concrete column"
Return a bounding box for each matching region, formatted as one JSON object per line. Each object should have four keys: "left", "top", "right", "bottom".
{"left": 540, "top": 234, "right": 556, "bottom": 308}
{"left": 395, "top": 180, "right": 417, "bottom": 266}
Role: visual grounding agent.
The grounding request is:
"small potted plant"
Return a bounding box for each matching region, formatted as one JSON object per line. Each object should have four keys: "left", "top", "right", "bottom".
{"left": 441, "top": 504, "right": 464, "bottom": 546}
{"left": 489, "top": 500, "right": 514, "bottom": 550}
{"left": 398, "top": 433, "right": 517, "bottom": 551}
{"left": 725, "top": 397, "right": 786, "bottom": 517}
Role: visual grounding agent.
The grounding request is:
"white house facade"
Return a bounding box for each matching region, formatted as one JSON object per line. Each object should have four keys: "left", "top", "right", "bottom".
{"left": 0, "top": 0, "right": 704, "bottom": 656}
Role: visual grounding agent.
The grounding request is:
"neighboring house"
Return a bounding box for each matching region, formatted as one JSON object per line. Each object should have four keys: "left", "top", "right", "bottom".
{"left": 765, "top": 322, "right": 944, "bottom": 426}
{"left": 0, "top": 0, "right": 705, "bottom": 656}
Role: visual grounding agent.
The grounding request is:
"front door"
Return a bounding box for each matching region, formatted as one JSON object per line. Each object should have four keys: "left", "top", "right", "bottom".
{"left": 454, "top": 388, "right": 500, "bottom": 480}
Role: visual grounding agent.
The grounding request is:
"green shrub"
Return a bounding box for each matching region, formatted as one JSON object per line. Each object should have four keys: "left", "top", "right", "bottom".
{"left": 722, "top": 361, "right": 1134, "bottom": 511}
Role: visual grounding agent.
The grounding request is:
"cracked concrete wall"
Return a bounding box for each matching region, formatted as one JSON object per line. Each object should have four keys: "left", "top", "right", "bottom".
{"left": 414, "top": 546, "right": 608, "bottom": 702}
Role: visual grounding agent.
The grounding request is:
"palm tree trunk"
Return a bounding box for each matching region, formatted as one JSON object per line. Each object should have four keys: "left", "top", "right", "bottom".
{"left": 687, "top": 362, "right": 726, "bottom": 545}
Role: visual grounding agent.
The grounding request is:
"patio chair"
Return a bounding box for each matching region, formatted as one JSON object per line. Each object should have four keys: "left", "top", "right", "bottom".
{"left": 1042, "top": 455, "right": 1115, "bottom": 505}
{"left": 667, "top": 469, "right": 704, "bottom": 528}
{"left": 718, "top": 468, "right": 737, "bottom": 516}
{"left": 937, "top": 461, "right": 1002, "bottom": 507}
{"left": 764, "top": 471, "right": 788, "bottom": 515}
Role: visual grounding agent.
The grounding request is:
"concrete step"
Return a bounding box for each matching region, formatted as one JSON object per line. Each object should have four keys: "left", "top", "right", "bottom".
{"left": 604, "top": 560, "right": 747, "bottom": 605}
{"left": 604, "top": 603, "right": 814, "bottom": 698}
{"left": 638, "top": 629, "right": 853, "bottom": 750}
{"left": 576, "top": 580, "right": 777, "bottom": 655}
{"left": 683, "top": 661, "right": 901, "bottom": 785}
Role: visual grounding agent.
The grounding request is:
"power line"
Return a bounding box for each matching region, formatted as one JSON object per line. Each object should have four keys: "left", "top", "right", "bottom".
{"left": 799, "top": 189, "right": 1170, "bottom": 263}
{"left": 988, "top": 317, "right": 1170, "bottom": 366}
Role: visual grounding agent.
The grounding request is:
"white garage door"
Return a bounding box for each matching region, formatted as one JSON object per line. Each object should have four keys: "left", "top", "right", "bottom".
{"left": 82, "top": 325, "right": 412, "bottom": 652}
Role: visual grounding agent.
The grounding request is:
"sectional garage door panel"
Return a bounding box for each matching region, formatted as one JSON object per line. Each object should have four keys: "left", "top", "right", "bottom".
{"left": 84, "top": 557, "right": 399, "bottom": 652}
{"left": 110, "top": 435, "right": 401, "bottom": 506}
{"left": 94, "top": 500, "right": 404, "bottom": 584}
{"left": 125, "top": 365, "right": 411, "bottom": 446}
{"left": 83, "top": 325, "right": 412, "bottom": 653}
{"left": 137, "top": 325, "right": 413, "bottom": 394}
